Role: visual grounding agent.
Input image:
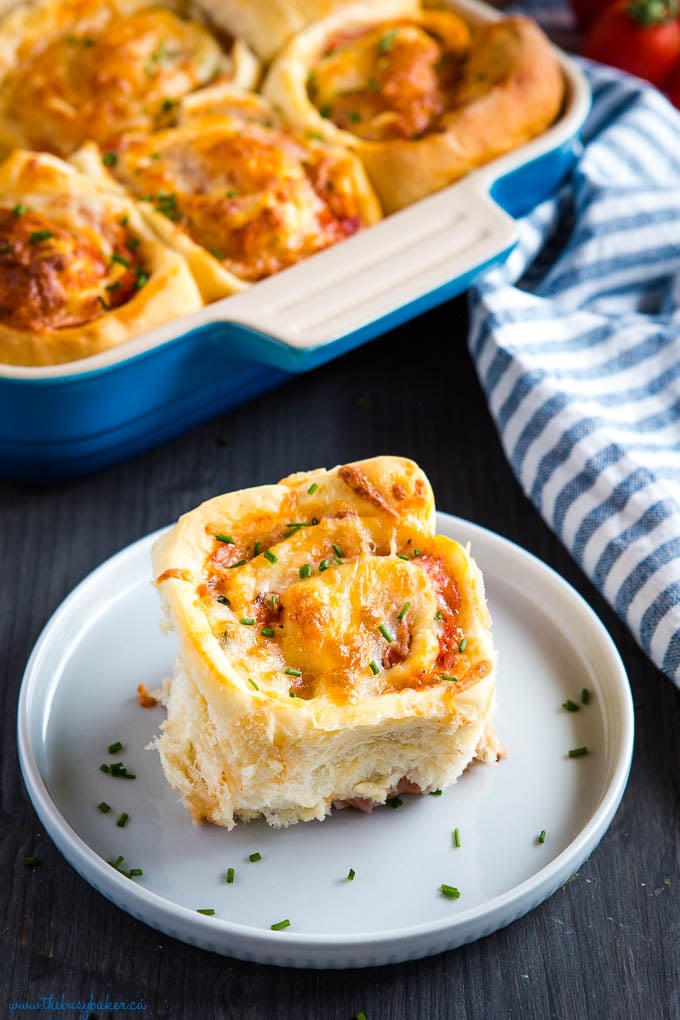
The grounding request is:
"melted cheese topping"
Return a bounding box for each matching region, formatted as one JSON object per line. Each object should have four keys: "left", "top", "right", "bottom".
{"left": 2, "top": 8, "right": 227, "bottom": 156}
{"left": 308, "top": 13, "right": 470, "bottom": 141}
{"left": 196, "top": 512, "right": 486, "bottom": 705}
{"left": 0, "top": 204, "right": 144, "bottom": 331}
{"left": 108, "top": 119, "right": 367, "bottom": 281}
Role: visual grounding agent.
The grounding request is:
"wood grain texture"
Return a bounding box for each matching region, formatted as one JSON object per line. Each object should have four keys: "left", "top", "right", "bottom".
{"left": 1, "top": 296, "right": 678, "bottom": 1019}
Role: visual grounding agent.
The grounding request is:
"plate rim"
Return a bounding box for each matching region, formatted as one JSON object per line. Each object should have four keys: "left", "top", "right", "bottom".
{"left": 17, "top": 513, "right": 635, "bottom": 966}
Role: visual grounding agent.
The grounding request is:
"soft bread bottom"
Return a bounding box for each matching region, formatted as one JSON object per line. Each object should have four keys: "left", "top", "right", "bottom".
{"left": 156, "top": 659, "right": 499, "bottom": 829}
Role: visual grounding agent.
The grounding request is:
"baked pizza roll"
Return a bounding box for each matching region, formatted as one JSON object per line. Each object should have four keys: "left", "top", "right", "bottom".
{"left": 0, "top": 149, "right": 202, "bottom": 366}
{"left": 0, "top": 0, "right": 260, "bottom": 159}
{"left": 152, "top": 456, "right": 499, "bottom": 829}
{"left": 73, "top": 91, "right": 381, "bottom": 301}
{"left": 194, "top": 0, "right": 419, "bottom": 62}
{"left": 263, "top": 6, "right": 565, "bottom": 212}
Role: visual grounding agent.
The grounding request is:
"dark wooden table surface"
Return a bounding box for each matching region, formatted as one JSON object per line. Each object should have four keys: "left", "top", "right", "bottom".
{"left": 2, "top": 296, "right": 678, "bottom": 1020}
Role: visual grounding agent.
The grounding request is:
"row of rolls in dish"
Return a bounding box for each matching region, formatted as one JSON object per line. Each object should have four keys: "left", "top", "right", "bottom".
{"left": 0, "top": 0, "right": 565, "bottom": 365}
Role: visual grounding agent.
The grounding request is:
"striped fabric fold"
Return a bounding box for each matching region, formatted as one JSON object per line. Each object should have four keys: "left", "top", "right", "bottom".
{"left": 469, "top": 62, "right": 680, "bottom": 687}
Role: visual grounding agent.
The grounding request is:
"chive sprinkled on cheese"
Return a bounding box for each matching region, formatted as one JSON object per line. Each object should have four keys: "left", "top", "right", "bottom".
{"left": 378, "top": 624, "right": 394, "bottom": 642}
{"left": 253, "top": 540, "right": 261, "bottom": 555}
{"left": 440, "top": 884, "right": 460, "bottom": 899}
{"left": 332, "top": 544, "right": 343, "bottom": 558}
{"left": 397, "top": 601, "right": 411, "bottom": 621}
{"left": 248, "top": 678, "right": 259, "bottom": 690}
{"left": 285, "top": 668, "right": 302, "bottom": 677}
{"left": 299, "top": 563, "right": 312, "bottom": 578}
{"left": 216, "top": 595, "right": 230, "bottom": 605}
{"left": 369, "top": 660, "right": 380, "bottom": 675}
{"left": 307, "top": 482, "right": 318, "bottom": 494}
{"left": 240, "top": 617, "right": 255, "bottom": 626}
{"left": 458, "top": 637, "right": 468, "bottom": 652}
{"left": 319, "top": 559, "right": 330, "bottom": 572}
{"left": 397, "top": 553, "right": 410, "bottom": 560}
{"left": 442, "top": 675, "right": 457, "bottom": 683}
{"left": 261, "top": 627, "right": 275, "bottom": 638}
{"left": 229, "top": 560, "right": 247, "bottom": 569}
{"left": 264, "top": 549, "right": 278, "bottom": 564}
{"left": 216, "top": 533, "right": 235, "bottom": 544}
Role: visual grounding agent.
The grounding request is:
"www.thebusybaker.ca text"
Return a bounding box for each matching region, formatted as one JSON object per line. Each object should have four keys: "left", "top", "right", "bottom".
{"left": 8, "top": 993, "right": 148, "bottom": 1013}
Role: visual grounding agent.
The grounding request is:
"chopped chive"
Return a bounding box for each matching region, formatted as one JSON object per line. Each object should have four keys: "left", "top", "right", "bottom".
{"left": 216, "top": 594, "right": 230, "bottom": 605}
{"left": 346, "top": 868, "right": 356, "bottom": 881}
{"left": 388, "top": 797, "right": 403, "bottom": 809}
{"left": 196, "top": 908, "right": 215, "bottom": 915}
{"left": 109, "top": 855, "right": 125, "bottom": 870}
{"left": 369, "top": 660, "right": 380, "bottom": 675}
{"left": 319, "top": 559, "right": 330, "bottom": 571}
{"left": 253, "top": 540, "right": 261, "bottom": 555}
{"left": 367, "top": 76, "right": 380, "bottom": 91}
{"left": 102, "top": 151, "right": 118, "bottom": 167}
{"left": 287, "top": 521, "right": 313, "bottom": 528}
{"left": 284, "top": 668, "right": 302, "bottom": 677}
{"left": 434, "top": 611, "right": 444, "bottom": 622}
{"left": 248, "top": 678, "right": 259, "bottom": 690}
{"left": 271, "top": 595, "right": 278, "bottom": 606}
{"left": 440, "top": 884, "right": 460, "bottom": 899}
{"left": 108, "top": 741, "right": 124, "bottom": 754}
{"left": 413, "top": 549, "right": 422, "bottom": 557}
{"left": 348, "top": 111, "right": 361, "bottom": 123}
{"left": 397, "top": 601, "right": 411, "bottom": 621}
{"left": 299, "top": 564, "right": 312, "bottom": 578}
{"left": 249, "top": 852, "right": 262, "bottom": 862}
{"left": 100, "top": 764, "right": 111, "bottom": 773}
{"left": 319, "top": 103, "right": 333, "bottom": 117}
{"left": 240, "top": 617, "right": 255, "bottom": 626}
{"left": 307, "top": 482, "right": 319, "bottom": 494}
{"left": 29, "top": 230, "right": 53, "bottom": 243}
{"left": 270, "top": 919, "right": 290, "bottom": 930}
{"left": 397, "top": 553, "right": 410, "bottom": 560}
{"left": 12, "top": 203, "right": 26, "bottom": 216}
{"left": 442, "top": 675, "right": 458, "bottom": 683}
{"left": 568, "top": 746, "right": 589, "bottom": 758}
{"left": 332, "top": 556, "right": 343, "bottom": 565}
{"left": 581, "top": 688, "right": 591, "bottom": 705}
{"left": 264, "top": 549, "right": 278, "bottom": 564}
{"left": 111, "top": 252, "right": 130, "bottom": 268}
{"left": 453, "top": 828, "right": 461, "bottom": 848}
{"left": 22, "top": 857, "right": 41, "bottom": 867}
{"left": 332, "top": 544, "right": 343, "bottom": 558}
{"left": 538, "top": 830, "right": 547, "bottom": 844}
{"left": 229, "top": 560, "right": 247, "bottom": 569}
{"left": 562, "top": 699, "right": 580, "bottom": 712}
{"left": 0, "top": 244, "right": 12, "bottom": 254}
{"left": 98, "top": 802, "right": 111, "bottom": 813}
{"left": 116, "top": 812, "right": 129, "bottom": 828}
{"left": 122, "top": 772, "right": 136, "bottom": 779}
{"left": 289, "top": 691, "right": 297, "bottom": 698}
{"left": 105, "top": 280, "right": 122, "bottom": 292}
{"left": 128, "top": 868, "right": 143, "bottom": 877}
{"left": 261, "top": 627, "right": 275, "bottom": 638}
{"left": 378, "top": 624, "right": 394, "bottom": 643}
{"left": 226, "top": 867, "right": 235, "bottom": 884}
{"left": 458, "top": 637, "right": 468, "bottom": 652}
{"left": 216, "top": 533, "right": 235, "bottom": 544}
{"left": 429, "top": 789, "right": 443, "bottom": 796}
{"left": 378, "top": 29, "right": 397, "bottom": 52}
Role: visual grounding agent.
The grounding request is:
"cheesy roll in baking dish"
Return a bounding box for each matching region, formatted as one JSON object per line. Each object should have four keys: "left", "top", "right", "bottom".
{"left": 0, "top": 149, "right": 202, "bottom": 366}
{"left": 152, "top": 456, "right": 500, "bottom": 829}
{"left": 0, "top": 0, "right": 259, "bottom": 158}
{"left": 73, "top": 90, "right": 381, "bottom": 300}
{"left": 263, "top": 6, "right": 565, "bottom": 213}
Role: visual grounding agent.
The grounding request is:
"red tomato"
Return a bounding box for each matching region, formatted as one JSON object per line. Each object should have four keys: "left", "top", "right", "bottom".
{"left": 664, "top": 61, "right": 680, "bottom": 107}
{"left": 582, "top": 0, "right": 680, "bottom": 87}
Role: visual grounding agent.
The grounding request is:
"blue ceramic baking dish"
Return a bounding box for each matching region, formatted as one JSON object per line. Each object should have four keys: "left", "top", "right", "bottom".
{"left": 0, "top": 1, "right": 590, "bottom": 481}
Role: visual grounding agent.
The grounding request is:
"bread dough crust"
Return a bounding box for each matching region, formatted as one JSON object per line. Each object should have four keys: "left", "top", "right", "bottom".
{"left": 0, "top": 149, "right": 202, "bottom": 366}
{"left": 152, "top": 456, "right": 499, "bottom": 828}
{"left": 263, "top": 6, "right": 565, "bottom": 212}
{"left": 0, "top": 0, "right": 260, "bottom": 158}
{"left": 72, "top": 88, "right": 382, "bottom": 301}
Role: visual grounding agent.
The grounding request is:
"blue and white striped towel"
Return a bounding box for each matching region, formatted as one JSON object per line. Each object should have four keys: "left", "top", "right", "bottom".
{"left": 469, "top": 61, "right": 680, "bottom": 688}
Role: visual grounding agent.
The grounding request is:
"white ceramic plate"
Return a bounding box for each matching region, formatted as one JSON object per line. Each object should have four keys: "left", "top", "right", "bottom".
{"left": 18, "top": 513, "right": 634, "bottom": 968}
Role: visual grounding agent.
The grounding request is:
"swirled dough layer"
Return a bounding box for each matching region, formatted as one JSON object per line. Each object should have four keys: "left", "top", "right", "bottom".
{"left": 152, "top": 455, "right": 500, "bottom": 829}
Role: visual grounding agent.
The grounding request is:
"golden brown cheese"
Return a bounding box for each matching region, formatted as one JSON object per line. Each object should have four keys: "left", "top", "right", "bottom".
{"left": 0, "top": 0, "right": 260, "bottom": 158}
{"left": 309, "top": 13, "right": 470, "bottom": 141}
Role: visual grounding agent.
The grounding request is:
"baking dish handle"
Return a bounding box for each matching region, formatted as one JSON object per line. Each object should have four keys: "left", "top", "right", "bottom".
{"left": 201, "top": 174, "right": 517, "bottom": 372}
